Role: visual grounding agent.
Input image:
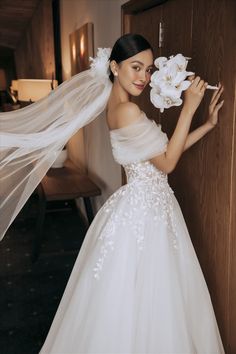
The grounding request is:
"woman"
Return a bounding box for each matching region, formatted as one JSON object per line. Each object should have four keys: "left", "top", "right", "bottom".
{"left": 0, "top": 33, "right": 224, "bottom": 352}
{"left": 37, "top": 34, "right": 225, "bottom": 353}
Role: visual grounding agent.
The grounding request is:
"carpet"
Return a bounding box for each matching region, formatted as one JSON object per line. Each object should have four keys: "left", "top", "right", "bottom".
{"left": 0, "top": 195, "right": 88, "bottom": 354}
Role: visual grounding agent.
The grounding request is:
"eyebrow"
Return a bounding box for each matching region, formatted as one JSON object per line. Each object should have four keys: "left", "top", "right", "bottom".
{"left": 130, "top": 60, "right": 153, "bottom": 68}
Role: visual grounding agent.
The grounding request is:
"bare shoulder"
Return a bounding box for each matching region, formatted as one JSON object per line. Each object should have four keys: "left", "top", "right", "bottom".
{"left": 113, "top": 102, "right": 142, "bottom": 129}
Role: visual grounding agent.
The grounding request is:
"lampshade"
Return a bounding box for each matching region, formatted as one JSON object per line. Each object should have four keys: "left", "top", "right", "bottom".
{"left": 17, "top": 79, "right": 58, "bottom": 102}
{"left": 11, "top": 80, "right": 18, "bottom": 91}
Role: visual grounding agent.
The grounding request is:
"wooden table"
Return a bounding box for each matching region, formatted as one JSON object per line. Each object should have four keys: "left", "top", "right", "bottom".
{"left": 32, "top": 160, "right": 101, "bottom": 262}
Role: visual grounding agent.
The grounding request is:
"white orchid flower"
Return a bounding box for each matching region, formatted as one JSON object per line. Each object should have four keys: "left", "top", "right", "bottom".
{"left": 158, "top": 82, "right": 182, "bottom": 99}
{"left": 171, "top": 70, "right": 188, "bottom": 85}
{"left": 150, "top": 52, "right": 218, "bottom": 112}
{"left": 178, "top": 80, "right": 192, "bottom": 91}
{"left": 167, "top": 54, "right": 188, "bottom": 71}
{"left": 168, "top": 97, "right": 182, "bottom": 107}
{"left": 161, "top": 95, "right": 183, "bottom": 110}
{"left": 154, "top": 56, "right": 168, "bottom": 69}
{"left": 150, "top": 89, "right": 165, "bottom": 111}
{"left": 151, "top": 65, "right": 177, "bottom": 87}
{"left": 150, "top": 53, "right": 196, "bottom": 112}
{"left": 150, "top": 88, "right": 183, "bottom": 112}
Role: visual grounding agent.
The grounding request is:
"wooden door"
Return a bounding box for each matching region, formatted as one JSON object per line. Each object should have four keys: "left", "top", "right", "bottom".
{"left": 122, "top": 0, "right": 236, "bottom": 352}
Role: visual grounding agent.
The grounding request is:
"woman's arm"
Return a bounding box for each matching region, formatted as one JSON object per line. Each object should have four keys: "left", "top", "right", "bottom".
{"left": 183, "top": 83, "right": 224, "bottom": 152}
{"left": 150, "top": 76, "right": 208, "bottom": 173}
{"left": 183, "top": 122, "right": 213, "bottom": 151}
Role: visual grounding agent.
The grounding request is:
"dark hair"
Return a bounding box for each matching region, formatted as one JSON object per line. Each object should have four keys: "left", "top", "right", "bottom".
{"left": 109, "top": 33, "right": 153, "bottom": 83}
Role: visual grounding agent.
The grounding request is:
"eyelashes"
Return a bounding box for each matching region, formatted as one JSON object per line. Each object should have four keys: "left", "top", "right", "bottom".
{"left": 132, "top": 66, "right": 153, "bottom": 74}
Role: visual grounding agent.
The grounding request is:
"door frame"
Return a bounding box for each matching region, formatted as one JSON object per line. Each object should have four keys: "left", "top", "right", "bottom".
{"left": 121, "top": 0, "right": 167, "bottom": 33}
{"left": 120, "top": 0, "right": 167, "bottom": 185}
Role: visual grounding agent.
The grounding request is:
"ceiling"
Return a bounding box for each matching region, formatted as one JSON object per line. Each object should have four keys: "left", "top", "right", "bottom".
{"left": 0, "top": 0, "right": 40, "bottom": 50}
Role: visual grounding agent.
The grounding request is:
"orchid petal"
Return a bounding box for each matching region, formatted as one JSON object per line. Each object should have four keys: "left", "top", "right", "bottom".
{"left": 179, "top": 80, "right": 191, "bottom": 91}
{"left": 150, "top": 89, "right": 165, "bottom": 110}
{"left": 185, "top": 71, "right": 195, "bottom": 77}
{"left": 172, "top": 71, "right": 187, "bottom": 85}
{"left": 154, "top": 57, "right": 167, "bottom": 69}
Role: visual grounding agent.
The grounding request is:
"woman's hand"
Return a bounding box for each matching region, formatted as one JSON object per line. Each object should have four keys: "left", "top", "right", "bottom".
{"left": 206, "top": 82, "right": 224, "bottom": 128}
{"left": 183, "top": 75, "right": 208, "bottom": 115}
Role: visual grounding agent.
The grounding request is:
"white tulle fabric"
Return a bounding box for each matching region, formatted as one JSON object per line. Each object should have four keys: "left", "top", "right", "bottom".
{"left": 39, "top": 114, "right": 225, "bottom": 354}
{"left": 0, "top": 70, "right": 112, "bottom": 240}
{"left": 110, "top": 111, "right": 168, "bottom": 164}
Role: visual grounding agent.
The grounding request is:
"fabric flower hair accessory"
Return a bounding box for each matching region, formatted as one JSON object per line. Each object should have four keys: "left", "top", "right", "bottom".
{"left": 89, "top": 48, "right": 111, "bottom": 81}
{"left": 150, "top": 54, "right": 218, "bottom": 112}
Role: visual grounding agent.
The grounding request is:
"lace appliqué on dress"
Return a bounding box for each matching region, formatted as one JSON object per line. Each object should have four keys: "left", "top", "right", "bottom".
{"left": 93, "top": 161, "right": 179, "bottom": 280}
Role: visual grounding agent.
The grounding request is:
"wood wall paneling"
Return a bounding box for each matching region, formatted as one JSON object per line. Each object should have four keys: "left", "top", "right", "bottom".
{"left": 14, "top": 0, "right": 55, "bottom": 79}
{"left": 160, "top": 0, "right": 194, "bottom": 226}
{"left": 161, "top": 0, "right": 230, "bottom": 347}
{"left": 122, "top": 0, "right": 236, "bottom": 352}
{"left": 189, "top": 0, "right": 232, "bottom": 347}
{"left": 0, "top": 0, "right": 40, "bottom": 49}
{"left": 224, "top": 0, "right": 236, "bottom": 351}
{"left": 129, "top": 5, "right": 162, "bottom": 120}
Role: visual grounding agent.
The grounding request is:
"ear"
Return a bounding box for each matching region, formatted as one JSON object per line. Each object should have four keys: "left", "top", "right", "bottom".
{"left": 110, "top": 60, "right": 118, "bottom": 76}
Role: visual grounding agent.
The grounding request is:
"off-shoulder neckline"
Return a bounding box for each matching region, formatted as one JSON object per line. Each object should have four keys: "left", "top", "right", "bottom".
{"left": 109, "top": 111, "right": 147, "bottom": 134}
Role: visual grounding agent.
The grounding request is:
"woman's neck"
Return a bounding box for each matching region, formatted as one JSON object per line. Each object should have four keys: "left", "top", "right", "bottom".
{"left": 111, "top": 80, "right": 130, "bottom": 103}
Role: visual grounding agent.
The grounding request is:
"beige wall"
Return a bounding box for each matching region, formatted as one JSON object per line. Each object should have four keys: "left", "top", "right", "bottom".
{"left": 60, "top": 0, "right": 126, "bottom": 212}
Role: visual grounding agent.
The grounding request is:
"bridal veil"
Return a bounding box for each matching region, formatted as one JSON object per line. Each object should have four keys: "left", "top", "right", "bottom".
{"left": 0, "top": 48, "right": 112, "bottom": 240}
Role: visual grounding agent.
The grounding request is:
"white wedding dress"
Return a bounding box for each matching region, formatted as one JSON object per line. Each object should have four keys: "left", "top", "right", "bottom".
{"left": 39, "top": 112, "right": 225, "bottom": 354}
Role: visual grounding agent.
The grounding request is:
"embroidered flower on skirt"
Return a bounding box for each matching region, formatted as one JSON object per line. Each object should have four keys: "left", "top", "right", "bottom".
{"left": 93, "top": 161, "right": 179, "bottom": 280}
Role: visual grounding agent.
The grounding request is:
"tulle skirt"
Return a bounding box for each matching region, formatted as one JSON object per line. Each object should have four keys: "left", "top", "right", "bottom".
{"left": 39, "top": 184, "right": 225, "bottom": 354}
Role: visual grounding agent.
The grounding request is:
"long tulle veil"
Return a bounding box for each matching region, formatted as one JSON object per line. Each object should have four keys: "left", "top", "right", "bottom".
{"left": 0, "top": 48, "right": 112, "bottom": 240}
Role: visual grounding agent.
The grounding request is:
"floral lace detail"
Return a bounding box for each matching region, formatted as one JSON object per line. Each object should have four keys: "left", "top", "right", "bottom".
{"left": 93, "top": 188, "right": 126, "bottom": 280}
{"left": 93, "top": 161, "right": 178, "bottom": 280}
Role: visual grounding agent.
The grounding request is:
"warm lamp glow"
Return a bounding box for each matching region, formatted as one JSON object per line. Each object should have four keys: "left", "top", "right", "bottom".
{"left": 11, "top": 80, "right": 18, "bottom": 91}
{"left": 80, "top": 34, "right": 85, "bottom": 56}
{"left": 72, "top": 42, "right": 76, "bottom": 61}
{"left": 69, "top": 22, "right": 94, "bottom": 76}
{"left": 18, "top": 79, "right": 58, "bottom": 102}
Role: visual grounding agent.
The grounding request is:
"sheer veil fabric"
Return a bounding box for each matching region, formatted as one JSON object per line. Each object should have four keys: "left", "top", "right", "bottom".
{"left": 0, "top": 68, "right": 112, "bottom": 240}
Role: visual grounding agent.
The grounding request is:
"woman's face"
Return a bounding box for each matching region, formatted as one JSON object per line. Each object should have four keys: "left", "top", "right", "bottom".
{"left": 112, "top": 49, "right": 154, "bottom": 97}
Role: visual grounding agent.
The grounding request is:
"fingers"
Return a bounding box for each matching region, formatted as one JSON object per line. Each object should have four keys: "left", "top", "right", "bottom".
{"left": 210, "top": 82, "right": 222, "bottom": 98}
{"left": 188, "top": 74, "right": 195, "bottom": 81}
{"left": 197, "top": 79, "right": 205, "bottom": 90}
{"left": 200, "top": 81, "right": 208, "bottom": 92}
{"left": 191, "top": 76, "right": 201, "bottom": 87}
{"left": 191, "top": 76, "right": 207, "bottom": 89}
{"left": 215, "top": 99, "right": 224, "bottom": 112}
{"left": 210, "top": 82, "right": 224, "bottom": 104}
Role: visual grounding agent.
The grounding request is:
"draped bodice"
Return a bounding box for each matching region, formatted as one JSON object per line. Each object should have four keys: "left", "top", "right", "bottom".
{"left": 109, "top": 112, "right": 168, "bottom": 164}
{"left": 109, "top": 111, "right": 169, "bottom": 185}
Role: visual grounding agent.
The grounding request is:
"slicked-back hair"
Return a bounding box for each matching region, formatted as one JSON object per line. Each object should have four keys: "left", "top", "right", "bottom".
{"left": 109, "top": 33, "right": 153, "bottom": 83}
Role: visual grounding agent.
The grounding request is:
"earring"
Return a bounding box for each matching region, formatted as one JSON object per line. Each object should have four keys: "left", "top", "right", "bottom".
{"left": 114, "top": 72, "right": 118, "bottom": 77}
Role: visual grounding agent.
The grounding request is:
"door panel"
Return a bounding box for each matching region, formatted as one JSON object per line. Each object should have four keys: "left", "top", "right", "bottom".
{"left": 122, "top": 0, "right": 236, "bottom": 352}
{"left": 130, "top": 6, "right": 162, "bottom": 120}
